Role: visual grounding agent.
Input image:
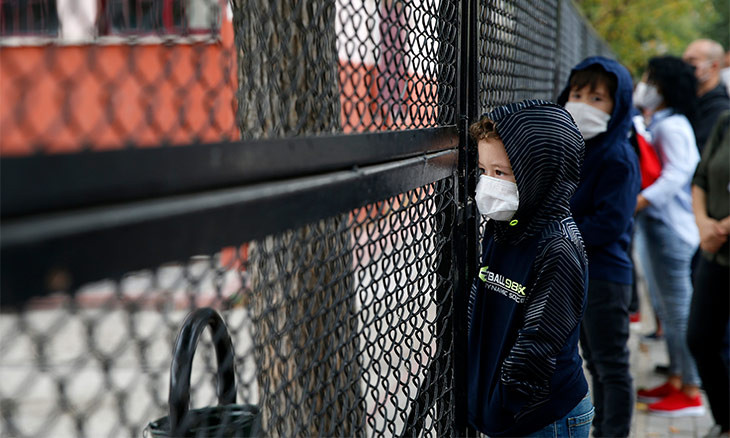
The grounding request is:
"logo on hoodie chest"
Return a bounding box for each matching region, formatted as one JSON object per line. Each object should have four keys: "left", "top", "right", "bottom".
{"left": 478, "top": 265, "right": 527, "bottom": 303}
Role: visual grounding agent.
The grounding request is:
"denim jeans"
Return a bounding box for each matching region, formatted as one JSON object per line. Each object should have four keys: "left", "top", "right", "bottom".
{"left": 525, "top": 392, "right": 594, "bottom": 438}
{"left": 635, "top": 213, "right": 701, "bottom": 386}
{"left": 580, "top": 279, "right": 633, "bottom": 437}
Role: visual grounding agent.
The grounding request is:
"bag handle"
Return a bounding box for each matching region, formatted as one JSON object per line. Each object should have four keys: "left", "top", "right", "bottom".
{"left": 168, "top": 307, "right": 237, "bottom": 437}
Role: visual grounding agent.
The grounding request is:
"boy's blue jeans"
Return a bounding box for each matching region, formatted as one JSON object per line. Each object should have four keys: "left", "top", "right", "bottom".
{"left": 524, "top": 392, "right": 594, "bottom": 438}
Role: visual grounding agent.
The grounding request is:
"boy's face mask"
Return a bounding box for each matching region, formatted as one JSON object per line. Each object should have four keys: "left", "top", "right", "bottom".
{"left": 475, "top": 174, "right": 519, "bottom": 221}
{"left": 633, "top": 81, "right": 663, "bottom": 112}
{"left": 564, "top": 101, "right": 611, "bottom": 140}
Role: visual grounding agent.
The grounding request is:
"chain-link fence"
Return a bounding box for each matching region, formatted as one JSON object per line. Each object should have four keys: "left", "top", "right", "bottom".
{"left": 473, "top": 0, "right": 612, "bottom": 244}
{"left": 476, "top": 0, "right": 612, "bottom": 114}
{"left": 1, "top": 0, "right": 610, "bottom": 436}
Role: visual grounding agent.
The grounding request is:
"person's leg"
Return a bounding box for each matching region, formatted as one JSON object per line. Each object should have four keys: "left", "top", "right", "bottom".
{"left": 636, "top": 215, "right": 679, "bottom": 375}
{"left": 581, "top": 279, "right": 633, "bottom": 437}
{"left": 642, "top": 218, "right": 701, "bottom": 392}
{"left": 642, "top": 225, "right": 706, "bottom": 415}
{"left": 688, "top": 257, "right": 730, "bottom": 432}
{"left": 690, "top": 248, "right": 701, "bottom": 282}
{"left": 580, "top": 311, "right": 603, "bottom": 436}
{"left": 634, "top": 215, "right": 665, "bottom": 337}
{"left": 628, "top": 238, "right": 640, "bottom": 316}
{"left": 722, "top": 324, "right": 730, "bottom": 368}
{"left": 629, "top": 276, "right": 639, "bottom": 314}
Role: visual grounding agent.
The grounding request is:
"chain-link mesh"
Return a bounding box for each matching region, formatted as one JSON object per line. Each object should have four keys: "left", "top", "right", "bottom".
{"left": 0, "top": 0, "right": 458, "bottom": 155}
{"left": 1, "top": 180, "right": 455, "bottom": 437}
{"left": 234, "top": 0, "right": 458, "bottom": 139}
{"left": 475, "top": 0, "right": 612, "bottom": 248}
{"left": 477, "top": 0, "right": 613, "bottom": 115}
{"left": 554, "top": 0, "right": 614, "bottom": 98}
{"left": 2, "top": 0, "right": 613, "bottom": 436}
{"left": 477, "top": 0, "right": 558, "bottom": 113}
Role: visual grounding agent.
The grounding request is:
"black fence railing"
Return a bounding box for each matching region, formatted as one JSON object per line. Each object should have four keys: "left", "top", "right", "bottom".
{"left": 0, "top": 0, "right": 611, "bottom": 436}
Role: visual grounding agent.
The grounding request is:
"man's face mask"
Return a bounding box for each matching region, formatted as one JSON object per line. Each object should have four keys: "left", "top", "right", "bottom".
{"left": 564, "top": 101, "right": 611, "bottom": 140}
{"left": 633, "top": 82, "right": 663, "bottom": 111}
{"left": 475, "top": 174, "right": 519, "bottom": 221}
{"left": 693, "top": 60, "right": 713, "bottom": 84}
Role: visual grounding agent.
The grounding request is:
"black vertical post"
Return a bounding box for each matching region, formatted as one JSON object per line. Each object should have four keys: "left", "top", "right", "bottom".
{"left": 580, "top": 20, "right": 589, "bottom": 61}
{"left": 401, "top": 0, "right": 467, "bottom": 435}
{"left": 453, "top": 0, "right": 478, "bottom": 435}
{"left": 552, "top": 0, "right": 564, "bottom": 101}
{"left": 435, "top": 1, "right": 460, "bottom": 436}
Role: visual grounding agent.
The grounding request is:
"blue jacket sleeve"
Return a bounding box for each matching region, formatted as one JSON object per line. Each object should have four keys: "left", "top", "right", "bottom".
{"left": 574, "top": 156, "right": 640, "bottom": 247}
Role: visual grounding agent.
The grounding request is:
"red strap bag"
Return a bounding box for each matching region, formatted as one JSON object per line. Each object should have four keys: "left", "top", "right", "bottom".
{"left": 635, "top": 131, "right": 662, "bottom": 189}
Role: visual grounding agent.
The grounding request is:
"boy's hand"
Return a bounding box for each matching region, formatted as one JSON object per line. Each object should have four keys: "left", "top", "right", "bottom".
{"left": 697, "top": 216, "right": 729, "bottom": 254}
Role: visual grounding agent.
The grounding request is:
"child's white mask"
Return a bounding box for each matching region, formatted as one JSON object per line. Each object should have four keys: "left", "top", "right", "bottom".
{"left": 564, "top": 101, "right": 611, "bottom": 140}
{"left": 475, "top": 174, "right": 519, "bottom": 221}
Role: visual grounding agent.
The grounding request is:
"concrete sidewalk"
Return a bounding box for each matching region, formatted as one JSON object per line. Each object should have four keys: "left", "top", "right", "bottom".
{"left": 625, "top": 318, "right": 714, "bottom": 438}
{"left": 596, "top": 280, "right": 716, "bottom": 438}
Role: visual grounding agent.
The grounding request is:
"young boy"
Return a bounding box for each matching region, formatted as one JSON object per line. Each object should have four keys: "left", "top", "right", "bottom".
{"left": 467, "top": 100, "right": 592, "bottom": 437}
{"left": 558, "top": 57, "right": 640, "bottom": 438}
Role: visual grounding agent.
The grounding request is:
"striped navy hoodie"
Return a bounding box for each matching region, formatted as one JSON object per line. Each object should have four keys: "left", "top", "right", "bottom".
{"left": 467, "top": 100, "right": 589, "bottom": 437}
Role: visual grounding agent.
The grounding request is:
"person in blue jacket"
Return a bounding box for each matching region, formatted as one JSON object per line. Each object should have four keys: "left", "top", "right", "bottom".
{"left": 557, "top": 56, "right": 641, "bottom": 438}
{"left": 467, "top": 100, "right": 593, "bottom": 437}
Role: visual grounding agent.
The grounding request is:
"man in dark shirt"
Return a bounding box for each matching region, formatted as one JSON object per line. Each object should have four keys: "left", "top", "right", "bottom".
{"left": 683, "top": 39, "right": 730, "bottom": 152}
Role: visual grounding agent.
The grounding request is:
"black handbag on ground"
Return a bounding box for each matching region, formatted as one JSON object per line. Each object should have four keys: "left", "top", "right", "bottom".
{"left": 145, "top": 307, "right": 261, "bottom": 437}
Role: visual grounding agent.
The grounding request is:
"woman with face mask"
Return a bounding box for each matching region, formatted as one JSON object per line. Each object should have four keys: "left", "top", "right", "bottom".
{"left": 632, "top": 56, "right": 704, "bottom": 418}
{"left": 557, "top": 57, "right": 641, "bottom": 438}
{"left": 467, "top": 101, "right": 593, "bottom": 438}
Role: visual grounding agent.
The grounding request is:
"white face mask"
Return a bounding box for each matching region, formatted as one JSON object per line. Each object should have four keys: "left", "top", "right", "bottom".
{"left": 633, "top": 82, "right": 663, "bottom": 111}
{"left": 564, "top": 101, "right": 611, "bottom": 140}
{"left": 694, "top": 60, "right": 713, "bottom": 84}
{"left": 475, "top": 174, "right": 519, "bottom": 221}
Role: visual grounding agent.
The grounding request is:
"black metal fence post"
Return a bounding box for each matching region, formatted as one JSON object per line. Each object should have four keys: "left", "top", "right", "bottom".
{"left": 436, "top": 1, "right": 461, "bottom": 436}
{"left": 553, "top": 0, "right": 564, "bottom": 100}
{"left": 400, "top": 1, "right": 460, "bottom": 435}
{"left": 453, "top": 0, "right": 479, "bottom": 435}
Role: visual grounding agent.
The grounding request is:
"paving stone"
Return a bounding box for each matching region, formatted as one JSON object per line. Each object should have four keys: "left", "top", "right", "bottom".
{"left": 584, "top": 278, "right": 716, "bottom": 438}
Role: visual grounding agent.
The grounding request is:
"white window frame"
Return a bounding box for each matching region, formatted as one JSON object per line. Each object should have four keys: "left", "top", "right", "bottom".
{"left": 0, "top": 0, "right": 229, "bottom": 47}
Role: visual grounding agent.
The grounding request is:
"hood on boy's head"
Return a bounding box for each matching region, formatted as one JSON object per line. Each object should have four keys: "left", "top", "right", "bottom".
{"left": 484, "top": 99, "right": 584, "bottom": 244}
{"left": 557, "top": 56, "right": 634, "bottom": 144}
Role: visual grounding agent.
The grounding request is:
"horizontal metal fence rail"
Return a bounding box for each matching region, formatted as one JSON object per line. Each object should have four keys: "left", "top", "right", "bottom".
{"left": 1, "top": 128, "right": 458, "bottom": 218}
{"left": 0, "top": 0, "right": 612, "bottom": 436}
{"left": 2, "top": 148, "right": 458, "bottom": 306}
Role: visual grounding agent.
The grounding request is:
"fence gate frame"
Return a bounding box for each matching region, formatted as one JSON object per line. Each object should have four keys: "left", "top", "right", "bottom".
{"left": 1, "top": 0, "right": 611, "bottom": 435}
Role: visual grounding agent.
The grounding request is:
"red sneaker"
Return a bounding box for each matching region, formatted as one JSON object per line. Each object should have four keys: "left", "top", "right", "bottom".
{"left": 637, "top": 382, "right": 680, "bottom": 403}
{"left": 648, "top": 391, "right": 705, "bottom": 417}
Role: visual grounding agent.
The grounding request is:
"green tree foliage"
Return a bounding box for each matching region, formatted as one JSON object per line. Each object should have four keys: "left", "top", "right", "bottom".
{"left": 574, "top": 0, "right": 721, "bottom": 77}
{"left": 704, "top": 0, "right": 729, "bottom": 50}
